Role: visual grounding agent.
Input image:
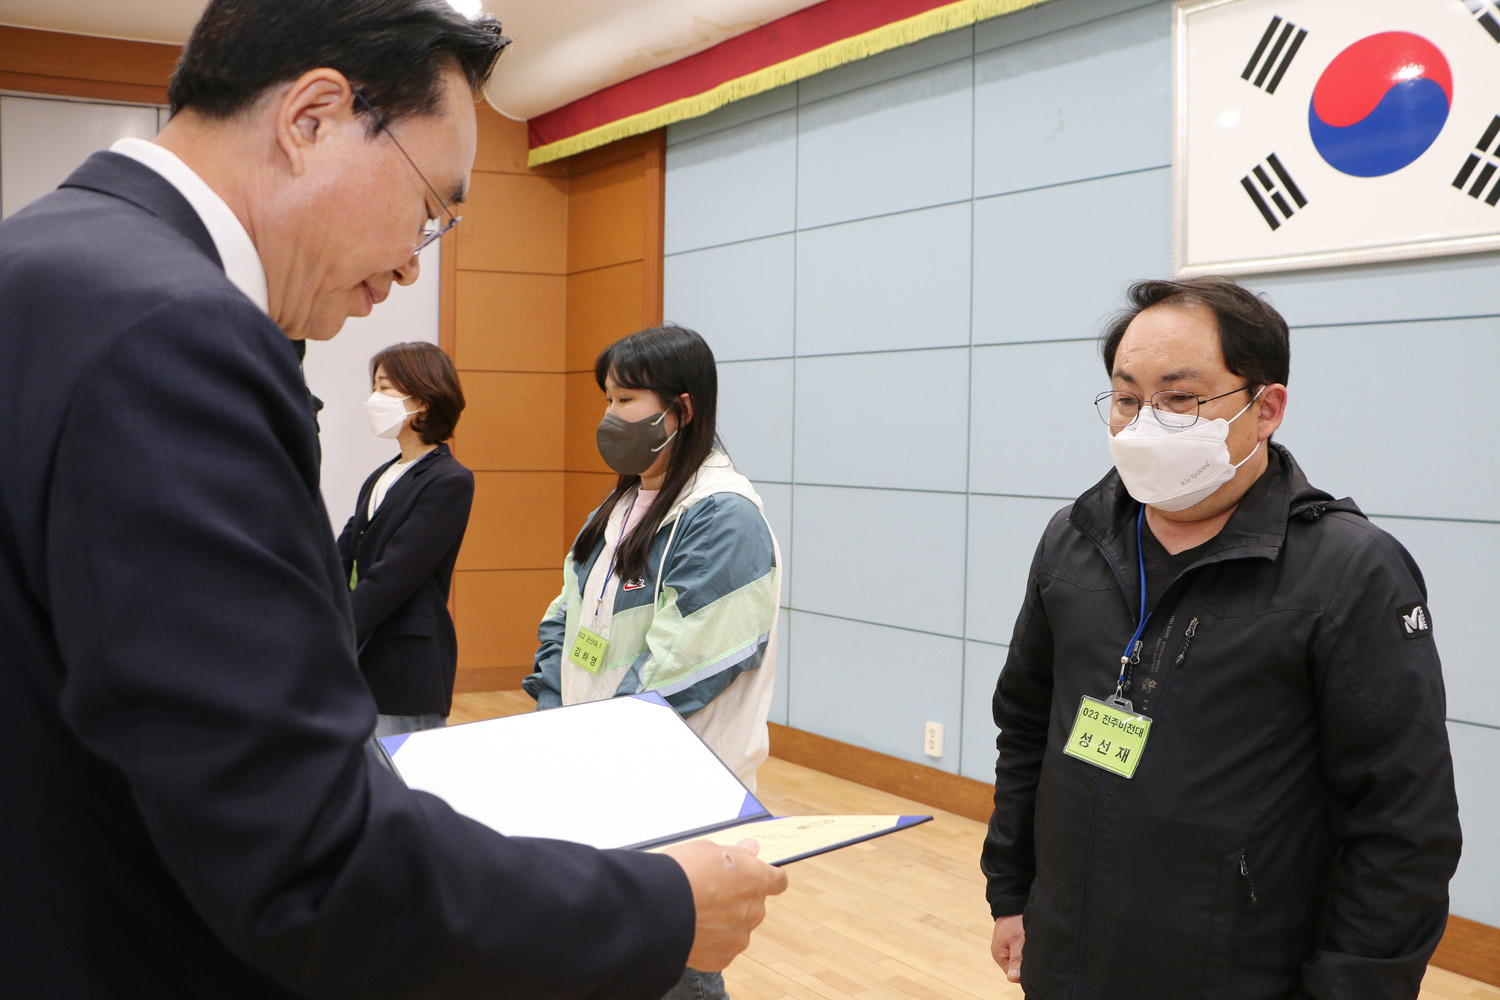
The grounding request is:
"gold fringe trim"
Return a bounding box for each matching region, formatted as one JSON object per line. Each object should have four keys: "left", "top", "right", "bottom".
{"left": 528, "top": 0, "right": 1050, "bottom": 166}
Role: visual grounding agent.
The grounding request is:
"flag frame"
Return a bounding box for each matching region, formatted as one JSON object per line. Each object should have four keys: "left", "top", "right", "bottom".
{"left": 1173, "top": 0, "right": 1500, "bottom": 276}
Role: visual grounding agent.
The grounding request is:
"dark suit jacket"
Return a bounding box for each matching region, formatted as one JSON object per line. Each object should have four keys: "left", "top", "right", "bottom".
{"left": 0, "top": 151, "right": 692, "bottom": 998}
{"left": 337, "top": 444, "right": 473, "bottom": 716}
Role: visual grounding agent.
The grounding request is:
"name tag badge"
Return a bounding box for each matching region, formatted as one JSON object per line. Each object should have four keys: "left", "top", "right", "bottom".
{"left": 568, "top": 627, "right": 608, "bottom": 675}
{"left": 1064, "top": 695, "right": 1152, "bottom": 779}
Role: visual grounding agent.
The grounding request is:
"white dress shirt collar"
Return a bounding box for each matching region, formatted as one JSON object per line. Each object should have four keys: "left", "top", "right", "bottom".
{"left": 110, "top": 137, "right": 269, "bottom": 314}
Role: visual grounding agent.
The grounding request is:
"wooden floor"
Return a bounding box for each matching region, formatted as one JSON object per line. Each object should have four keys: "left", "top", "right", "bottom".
{"left": 450, "top": 692, "right": 1498, "bottom": 1000}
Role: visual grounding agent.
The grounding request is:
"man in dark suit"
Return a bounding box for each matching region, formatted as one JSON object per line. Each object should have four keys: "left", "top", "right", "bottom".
{"left": 0, "top": 2, "right": 785, "bottom": 996}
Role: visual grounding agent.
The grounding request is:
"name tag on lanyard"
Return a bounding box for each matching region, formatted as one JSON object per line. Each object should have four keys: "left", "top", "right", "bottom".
{"left": 568, "top": 627, "right": 608, "bottom": 675}
{"left": 1064, "top": 696, "right": 1152, "bottom": 778}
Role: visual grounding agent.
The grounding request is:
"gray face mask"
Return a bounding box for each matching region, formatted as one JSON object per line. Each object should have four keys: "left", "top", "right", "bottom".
{"left": 596, "top": 410, "right": 678, "bottom": 477}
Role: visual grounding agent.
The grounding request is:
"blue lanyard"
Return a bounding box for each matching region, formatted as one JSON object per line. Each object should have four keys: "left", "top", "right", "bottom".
{"left": 1113, "top": 507, "right": 1151, "bottom": 702}
{"left": 597, "top": 491, "right": 641, "bottom": 607}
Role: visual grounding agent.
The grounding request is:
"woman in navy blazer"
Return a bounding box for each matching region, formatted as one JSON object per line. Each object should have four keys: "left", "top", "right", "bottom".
{"left": 337, "top": 341, "right": 474, "bottom": 735}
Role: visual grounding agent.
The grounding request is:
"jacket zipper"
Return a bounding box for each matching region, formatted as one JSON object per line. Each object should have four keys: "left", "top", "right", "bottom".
{"left": 1239, "top": 852, "right": 1259, "bottom": 904}
{"left": 1067, "top": 616, "right": 1198, "bottom": 1000}
{"left": 1067, "top": 531, "right": 1139, "bottom": 1000}
{"left": 1069, "top": 775, "right": 1108, "bottom": 1000}
{"left": 1149, "top": 617, "right": 1198, "bottom": 721}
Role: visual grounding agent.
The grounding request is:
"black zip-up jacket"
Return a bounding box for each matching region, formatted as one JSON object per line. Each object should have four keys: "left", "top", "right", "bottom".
{"left": 982, "top": 445, "right": 1460, "bottom": 1000}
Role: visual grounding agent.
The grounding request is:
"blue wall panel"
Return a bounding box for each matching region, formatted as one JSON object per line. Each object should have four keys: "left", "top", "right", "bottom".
{"left": 972, "top": 3, "right": 1171, "bottom": 199}
{"left": 972, "top": 168, "right": 1172, "bottom": 346}
{"left": 665, "top": 110, "right": 797, "bottom": 254}
{"left": 797, "top": 60, "right": 973, "bottom": 229}
{"left": 770, "top": 608, "right": 790, "bottom": 727}
{"left": 969, "top": 340, "right": 1108, "bottom": 500}
{"left": 796, "top": 203, "right": 972, "bottom": 356}
{"left": 975, "top": 0, "right": 1164, "bottom": 54}
{"left": 794, "top": 350, "right": 970, "bottom": 492}
{"left": 665, "top": 86, "right": 797, "bottom": 148}
{"left": 1447, "top": 721, "right": 1500, "bottom": 928}
{"left": 1247, "top": 253, "right": 1500, "bottom": 328}
{"left": 966, "top": 495, "right": 1071, "bottom": 646}
{"left": 715, "top": 359, "right": 793, "bottom": 483}
{"left": 664, "top": 234, "right": 796, "bottom": 361}
{"left": 1273, "top": 318, "right": 1500, "bottom": 523}
{"left": 788, "top": 611, "right": 965, "bottom": 772}
{"left": 791, "top": 485, "right": 966, "bottom": 637}
{"left": 753, "top": 481, "right": 794, "bottom": 608}
{"left": 961, "top": 640, "right": 1006, "bottom": 782}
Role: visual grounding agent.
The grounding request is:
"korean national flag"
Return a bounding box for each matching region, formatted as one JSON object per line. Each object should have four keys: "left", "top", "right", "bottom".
{"left": 1175, "top": 0, "right": 1500, "bottom": 274}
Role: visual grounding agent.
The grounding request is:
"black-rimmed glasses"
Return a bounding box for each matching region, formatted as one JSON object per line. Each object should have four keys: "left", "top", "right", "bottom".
{"left": 354, "top": 91, "right": 461, "bottom": 255}
{"left": 1094, "top": 385, "right": 1255, "bottom": 428}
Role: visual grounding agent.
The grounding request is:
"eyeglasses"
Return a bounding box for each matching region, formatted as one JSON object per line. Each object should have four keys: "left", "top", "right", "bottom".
{"left": 354, "top": 91, "right": 461, "bottom": 255}
{"left": 1094, "top": 385, "right": 1255, "bottom": 428}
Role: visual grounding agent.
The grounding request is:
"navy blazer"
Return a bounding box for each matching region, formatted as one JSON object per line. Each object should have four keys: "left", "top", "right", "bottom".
{"left": 0, "top": 151, "right": 692, "bottom": 997}
{"left": 337, "top": 444, "right": 473, "bottom": 716}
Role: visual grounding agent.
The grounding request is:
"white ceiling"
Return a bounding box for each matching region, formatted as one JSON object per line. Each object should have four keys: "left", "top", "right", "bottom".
{"left": 0, "top": 0, "right": 618, "bottom": 48}
{"left": 0, "top": 0, "right": 823, "bottom": 119}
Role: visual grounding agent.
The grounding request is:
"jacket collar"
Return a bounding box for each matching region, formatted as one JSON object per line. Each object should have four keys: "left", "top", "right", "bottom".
{"left": 59, "top": 152, "right": 221, "bottom": 268}
{"left": 364, "top": 444, "right": 448, "bottom": 526}
{"left": 594, "top": 451, "right": 762, "bottom": 551}
{"left": 1069, "top": 443, "right": 1361, "bottom": 578}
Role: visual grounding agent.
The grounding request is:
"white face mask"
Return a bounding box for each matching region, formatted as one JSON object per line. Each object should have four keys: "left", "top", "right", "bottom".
{"left": 1107, "top": 388, "right": 1264, "bottom": 512}
{"left": 364, "top": 391, "right": 411, "bottom": 440}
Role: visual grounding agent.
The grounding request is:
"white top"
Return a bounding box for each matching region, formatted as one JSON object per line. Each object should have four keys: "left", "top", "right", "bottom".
{"left": 109, "top": 138, "right": 269, "bottom": 314}
{"left": 368, "top": 457, "right": 418, "bottom": 519}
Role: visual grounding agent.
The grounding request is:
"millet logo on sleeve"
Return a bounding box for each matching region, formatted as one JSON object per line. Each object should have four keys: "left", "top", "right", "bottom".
{"left": 1397, "top": 602, "right": 1432, "bottom": 639}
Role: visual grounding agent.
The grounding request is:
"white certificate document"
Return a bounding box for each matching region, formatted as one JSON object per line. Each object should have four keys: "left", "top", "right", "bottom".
{"left": 380, "top": 693, "right": 766, "bottom": 850}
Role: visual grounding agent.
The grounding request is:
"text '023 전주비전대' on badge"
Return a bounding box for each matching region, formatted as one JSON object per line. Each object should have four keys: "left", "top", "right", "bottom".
{"left": 1064, "top": 696, "right": 1152, "bottom": 778}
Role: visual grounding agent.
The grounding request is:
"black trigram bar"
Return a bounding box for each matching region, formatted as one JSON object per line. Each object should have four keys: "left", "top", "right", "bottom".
{"left": 1452, "top": 116, "right": 1500, "bottom": 206}
{"left": 1242, "top": 16, "right": 1308, "bottom": 94}
{"left": 1462, "top": 0, "right": 1500, "bottom": 43}
{"left": 1241, "top": 154, "right": 1306, "bottom": 230}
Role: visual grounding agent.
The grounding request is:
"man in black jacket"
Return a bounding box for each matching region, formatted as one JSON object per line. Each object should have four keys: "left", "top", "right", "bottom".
{"left": 0, "top": 1, "right": 784, "bottom": 996}
{"left": 983, "top": 276, "right": 1460, "bottom": 999}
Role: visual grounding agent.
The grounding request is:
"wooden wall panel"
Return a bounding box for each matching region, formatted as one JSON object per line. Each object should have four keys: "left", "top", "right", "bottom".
{"left": 642, "top": 135, "right": 666, "bottom": 328}
{"left": 567, "top": 157, "right": 645, "bottom": 274}
{"left": 563, "top": 471, "right": 619, "bottom": 554}
{"left": 563, "top": 371, "right": 611, "bottom": 474}
{"left": 454, "top": 372, "right": 564, "bottom": 470}
{"left": 453, "top": 568, "right": 560, "bottom": 674}
{"left": 471, "top": 111, "right": 568, "bottom": 178}
{"left": 0, "top": 27, "right": 177, "bottom": 103}
{"left": 439, "top": 229, "right": 458, "bottom": 359}
{"left": 453, "top": 271, "right": 565, "bottom": 372}
{"left": 454, "top": 172, "right": 567, "bottom": 274}
{"left": 564, "top": 260, "right": 646, "bottom": 372}
{"left": 456, "top": 471, "right": 564, "bottom": 572}
{"left": 560, "top": 131, "right": 660, "bottom": 175}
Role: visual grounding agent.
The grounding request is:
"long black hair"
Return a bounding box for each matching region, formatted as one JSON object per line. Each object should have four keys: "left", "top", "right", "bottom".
{"left": 571, "top": 325, "right": 720, "bottom": 583}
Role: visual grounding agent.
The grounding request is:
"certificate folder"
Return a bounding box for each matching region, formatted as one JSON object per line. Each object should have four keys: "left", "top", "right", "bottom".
{"left": 379, "top": 692, "right": 930, "bottom": 864}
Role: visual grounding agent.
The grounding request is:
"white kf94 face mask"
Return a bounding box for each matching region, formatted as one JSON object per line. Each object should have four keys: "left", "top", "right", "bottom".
{"left": 1107, "top": 388, "right": 1264, "bottom": 512}
{"left": 364, "top": 391, "right": 411, "bottom": 440}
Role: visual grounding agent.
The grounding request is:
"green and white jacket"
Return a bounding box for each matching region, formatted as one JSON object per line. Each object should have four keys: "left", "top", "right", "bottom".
{"left": 525, "top": 452, "right": 781, "bottom": 788}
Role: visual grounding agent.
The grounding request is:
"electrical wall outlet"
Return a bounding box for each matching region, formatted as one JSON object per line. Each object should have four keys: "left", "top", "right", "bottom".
{"left": 924, "top": 721, "right": 943, "bottom": 758}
